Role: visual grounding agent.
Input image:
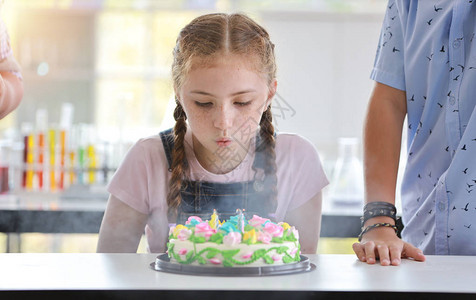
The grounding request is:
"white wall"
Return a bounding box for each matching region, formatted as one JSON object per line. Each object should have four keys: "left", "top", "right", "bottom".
{"left": 261, "top": 11, "right": 385, "bottom": 161}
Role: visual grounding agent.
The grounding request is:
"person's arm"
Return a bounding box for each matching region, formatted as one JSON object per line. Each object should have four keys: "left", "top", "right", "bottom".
{"left": 97, "top": 195, "right": 148, "bottom": 253}
{"left": 284, "top": 191, "right": 322, "bottom": 254}
{"left": 0, "top": 71, "right": 23, "bottom": 119}
{"left": 352, "top": 82, "right": 425, "bottom": 266}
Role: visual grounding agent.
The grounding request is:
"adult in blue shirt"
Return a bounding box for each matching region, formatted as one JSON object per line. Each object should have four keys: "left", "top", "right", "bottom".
{"left": 353, "top": 0, "right": 476, "bottom": 266}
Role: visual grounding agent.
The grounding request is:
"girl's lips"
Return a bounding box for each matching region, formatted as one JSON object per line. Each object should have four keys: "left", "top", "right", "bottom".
{"left": 216, "top": 138, "right": 232, "bottom": 147}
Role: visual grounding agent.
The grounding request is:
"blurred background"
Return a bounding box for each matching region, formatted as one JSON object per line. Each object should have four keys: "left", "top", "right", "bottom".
{"left": 0, "top": 0, "right": 401, "bottom": 254}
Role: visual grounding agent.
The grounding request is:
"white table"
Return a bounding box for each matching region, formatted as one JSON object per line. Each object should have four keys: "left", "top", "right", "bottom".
{"left": 0, "top": 254, "right": 475, "bottom": 299}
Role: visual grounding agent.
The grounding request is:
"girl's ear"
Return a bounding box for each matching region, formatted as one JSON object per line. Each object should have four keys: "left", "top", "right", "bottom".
{"left": 266, "top": 79, "right": 277, "bottom": 108}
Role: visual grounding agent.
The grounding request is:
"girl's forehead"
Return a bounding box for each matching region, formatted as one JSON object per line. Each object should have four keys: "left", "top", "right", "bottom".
{"left": 185, "top": 63, "right": 266, "bottom": 86}
{"left": 176, "top": 53, "right": 272, "bottom": 94}
{"left": 191, "top": 54, "right": 257, "bottom": 70}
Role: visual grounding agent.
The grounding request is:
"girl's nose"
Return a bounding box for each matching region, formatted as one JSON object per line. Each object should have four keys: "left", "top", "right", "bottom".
{"left": 214, "top": 105, "right": 233, "bottom": 132}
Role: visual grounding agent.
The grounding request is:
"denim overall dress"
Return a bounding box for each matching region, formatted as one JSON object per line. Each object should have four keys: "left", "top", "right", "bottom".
{"left": 160, "top": 129, "right": 276, "bottom": 224}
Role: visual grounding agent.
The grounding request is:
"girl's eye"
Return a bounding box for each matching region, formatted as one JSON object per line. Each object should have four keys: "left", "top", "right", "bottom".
{"left": 235, "top": 101, "right": 252, "bottom": 106}
{"left": 195, "top": 101, "right": 212, "bottom": 107}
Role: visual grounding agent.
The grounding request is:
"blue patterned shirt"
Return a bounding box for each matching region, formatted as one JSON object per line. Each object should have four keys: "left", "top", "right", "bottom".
{"left": 371, "top": 0, "right": 476, "bottom": 255}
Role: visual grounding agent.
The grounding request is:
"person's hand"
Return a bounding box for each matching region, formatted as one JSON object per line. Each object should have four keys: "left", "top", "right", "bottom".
{"left": 352, "top": 226, "right": 426, "bottom": 266}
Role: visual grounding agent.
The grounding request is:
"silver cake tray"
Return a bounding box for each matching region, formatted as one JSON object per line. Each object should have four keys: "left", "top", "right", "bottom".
{"left": 150, "top": 253, "right": 316, "bottom": 277}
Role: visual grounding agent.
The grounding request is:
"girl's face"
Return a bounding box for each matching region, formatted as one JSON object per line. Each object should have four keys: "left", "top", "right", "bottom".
{"left": 178, "top": 54, "right": 276, "bottom": 174}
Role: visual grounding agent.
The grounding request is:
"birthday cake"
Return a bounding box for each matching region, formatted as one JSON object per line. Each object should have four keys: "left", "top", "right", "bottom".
{"left": 166, "top": 210, "right": 301, "bottom": 267}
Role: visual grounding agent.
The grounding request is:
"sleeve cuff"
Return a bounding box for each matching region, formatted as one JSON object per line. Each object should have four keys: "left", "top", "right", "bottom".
{"left": 370, "top": 67, "right": 406, "bottom": 91}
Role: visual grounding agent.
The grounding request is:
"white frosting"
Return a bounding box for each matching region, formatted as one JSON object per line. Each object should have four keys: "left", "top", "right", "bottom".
{"left": 168, "top": 239, "right": 300, "bottom": 267}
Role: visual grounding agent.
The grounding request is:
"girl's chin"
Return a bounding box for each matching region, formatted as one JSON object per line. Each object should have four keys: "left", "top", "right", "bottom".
{"left": 211, "top": 143, "right": 239, "bottom": 155}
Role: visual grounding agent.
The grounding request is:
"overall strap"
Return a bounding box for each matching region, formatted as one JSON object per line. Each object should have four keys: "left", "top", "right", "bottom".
{"left": 159, "top": 128, "right": 174, "bottom": 171}
{"left": 252, "top": 131, "right": 277, "bottom": 170}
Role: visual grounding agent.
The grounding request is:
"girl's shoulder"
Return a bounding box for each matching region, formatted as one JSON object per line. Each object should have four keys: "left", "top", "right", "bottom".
{"left": 125, "top": 134, "right": 168, "bottom": 165}
{"left": 275, "top": 132, "right": 317, "bottom": 151}
{"left": 133, "top": 134, "right": 164, "bottom": 152}
{"left": 275, "top": 132, "right": 322, "bottom": 165}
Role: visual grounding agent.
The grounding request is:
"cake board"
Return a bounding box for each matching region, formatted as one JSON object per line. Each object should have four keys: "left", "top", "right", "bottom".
{"left": 150, "top": 254, "right": 316, "bottom": 277}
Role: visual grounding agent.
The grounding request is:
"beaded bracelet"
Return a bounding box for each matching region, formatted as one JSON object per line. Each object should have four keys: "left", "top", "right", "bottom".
{"left": 357, "top": 222, "right": 398, "bottom": 242}
{"left": 361, "top": 202, "right": 397, "bottom": 227}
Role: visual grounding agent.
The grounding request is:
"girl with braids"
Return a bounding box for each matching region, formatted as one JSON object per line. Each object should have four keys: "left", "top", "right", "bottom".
{"left": 97, "top": 13, "right": 328, "bottom": 254}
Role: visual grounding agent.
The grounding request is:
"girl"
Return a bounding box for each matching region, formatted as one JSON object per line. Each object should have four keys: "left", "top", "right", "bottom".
{"left": 97, "top": 13, "right": 328, "bottom": 254}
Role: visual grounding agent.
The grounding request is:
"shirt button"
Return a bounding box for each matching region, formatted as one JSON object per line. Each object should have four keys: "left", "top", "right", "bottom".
{"left": 449, "top": 96, "right": 456, "bottom": 105}
{"left": 453, "top": 40, "right": 461, "bottom": 49}
{"left": 438, "top": 202, "right": 446, "bottom": 211}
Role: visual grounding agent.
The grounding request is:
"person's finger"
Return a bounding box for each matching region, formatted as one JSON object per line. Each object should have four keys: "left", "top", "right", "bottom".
{"left": 376, "top": 244, "right": 390, "bottom": 266}
{"left": 364, "top": 241, "right": 377, "bottom": 264}
{"left": 352, "top": 243, "right": 367, "bottom": 262}
{"left": 402, "top": 243, "right": 426, "bottom": 262}
{"left": 388, "top": 244, "right": 402, "bottom": 266}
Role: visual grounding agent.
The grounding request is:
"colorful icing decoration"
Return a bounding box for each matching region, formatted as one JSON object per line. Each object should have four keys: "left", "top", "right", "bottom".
{"left": 209, "top": 258, "right": 222, "bottom": 265}
{"left": 279, "top": 222, "right": 291, "bottom": 231}
{"left": 243, "top": 229, "right": 257, "bottom": 244}
{"left": 257, "top": 231, "right": 272, "bottom": 244}
{"left": 223, "top": 232, "right": 242, "bottom": 246}
{"left": 167, "top": 210, "right": 301, "bottom": 267}
{"left": 195, "top": 222, "right": 216, "bottom": 239}
{"left": 263, "top": 222, "right": 284, "bottom": 237}
{"left": 248, "top": 215, "right": 270, "bottom": 227}
{"left": 186, "top": 216, "right": 203, "bottom": 227}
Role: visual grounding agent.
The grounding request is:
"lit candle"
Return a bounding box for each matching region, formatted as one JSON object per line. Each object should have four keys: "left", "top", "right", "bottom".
{"left": 236, "top": 209, "right": 245, "bottom": 233}
{"left": 209, "top": 209, "right": 219, "bottom": 230}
